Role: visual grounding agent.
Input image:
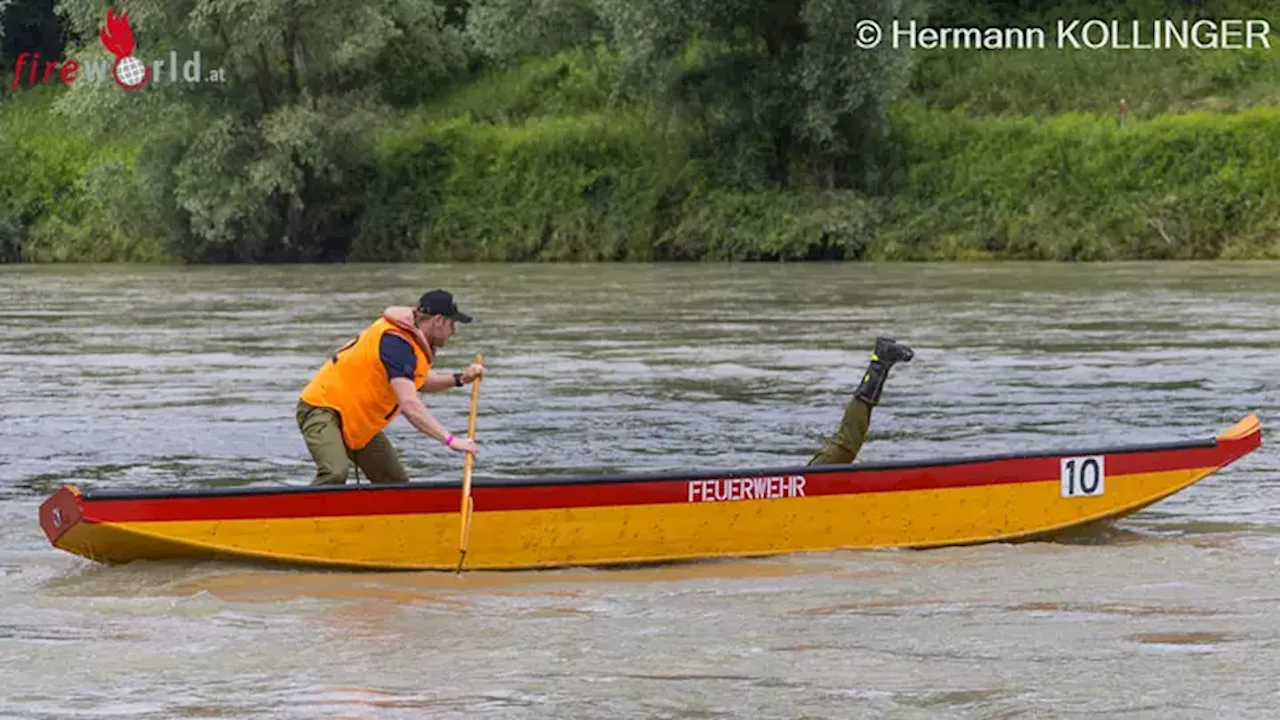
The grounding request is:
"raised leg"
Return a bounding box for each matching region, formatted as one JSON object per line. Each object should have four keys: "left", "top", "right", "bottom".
{"left": 807, "top": 337, "right": 914, "bottom": 466}
{"left": 808, "top": 396, "right": 873, "bottom": 465}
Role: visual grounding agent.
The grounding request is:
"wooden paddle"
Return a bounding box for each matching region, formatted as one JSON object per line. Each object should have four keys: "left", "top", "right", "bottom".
{"left": 456, "top": 353, "right": 483, "bottom": 573}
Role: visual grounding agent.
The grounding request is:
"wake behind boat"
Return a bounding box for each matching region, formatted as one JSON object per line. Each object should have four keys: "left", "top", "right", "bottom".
{"left": 39, "top": 414, "right": 1262, "bottom": 571}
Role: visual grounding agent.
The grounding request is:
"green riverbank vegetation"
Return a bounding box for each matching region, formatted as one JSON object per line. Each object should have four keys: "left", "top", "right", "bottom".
{"left": 2, "top": 0, "right": 1279, "bottom": 262}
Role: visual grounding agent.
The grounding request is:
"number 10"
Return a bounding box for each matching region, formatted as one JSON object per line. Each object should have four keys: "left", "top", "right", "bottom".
{"left": 1061, "top": 456, "right": 1105, "bottom": 497}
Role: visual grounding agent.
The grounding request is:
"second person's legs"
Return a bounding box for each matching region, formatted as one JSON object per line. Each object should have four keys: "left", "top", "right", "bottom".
{"left": 808, "top": 337, "right": 914, "bottom": 466}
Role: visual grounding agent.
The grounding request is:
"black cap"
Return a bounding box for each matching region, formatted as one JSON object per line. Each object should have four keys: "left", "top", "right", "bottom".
{"left": 417, "top": 289, "right": 472, "bottom": 323}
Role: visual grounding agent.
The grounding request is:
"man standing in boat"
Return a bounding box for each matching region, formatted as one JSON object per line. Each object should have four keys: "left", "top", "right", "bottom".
{"left": 808, "top": 337, "right": 914, "bottom": 465}
{"left": 296, "top": 290, "right": 485, "bottom": 485}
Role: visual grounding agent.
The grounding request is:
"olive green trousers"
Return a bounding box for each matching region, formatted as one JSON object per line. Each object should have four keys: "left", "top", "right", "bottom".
{"left": 807, "top": 397, "right": 872, "bottom": 466}
{"left": 296, "top": 400, "right": 410, "bottom": 485}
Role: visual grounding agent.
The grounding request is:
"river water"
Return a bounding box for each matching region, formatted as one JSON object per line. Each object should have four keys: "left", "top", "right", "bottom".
{"left": 1, "top": 262, "right": 1277, "bottom": 718}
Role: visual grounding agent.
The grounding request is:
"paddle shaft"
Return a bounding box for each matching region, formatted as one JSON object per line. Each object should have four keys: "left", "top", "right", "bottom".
{"left": 457, "top": 353, "right": 483, "bottom": 571}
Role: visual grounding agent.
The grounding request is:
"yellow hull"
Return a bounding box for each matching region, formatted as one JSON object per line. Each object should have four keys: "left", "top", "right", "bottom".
{"left": 41, "top": 414, "right": 1262, "bottom": 571}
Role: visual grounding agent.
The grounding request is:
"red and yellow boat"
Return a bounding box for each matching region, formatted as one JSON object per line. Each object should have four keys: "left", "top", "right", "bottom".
{"left": 39, "top": 414, "right": 1261, "bottom": 571}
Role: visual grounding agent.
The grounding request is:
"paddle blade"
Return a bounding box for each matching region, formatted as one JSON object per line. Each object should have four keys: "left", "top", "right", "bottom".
{"left": 459, "top": 495, "right": 474, "bottom": 550}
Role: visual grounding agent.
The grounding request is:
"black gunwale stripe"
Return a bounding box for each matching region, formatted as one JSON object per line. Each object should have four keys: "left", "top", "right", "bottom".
{"left": 81, "top": 436, "right": 1220, "bottom": 501}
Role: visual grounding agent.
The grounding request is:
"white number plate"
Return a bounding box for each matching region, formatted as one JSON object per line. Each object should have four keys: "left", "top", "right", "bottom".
{"left": 1061, "top": 456, "right": 1105, "bottom": 497}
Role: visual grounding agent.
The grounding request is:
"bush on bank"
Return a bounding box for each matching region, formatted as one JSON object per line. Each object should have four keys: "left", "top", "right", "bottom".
{"left": 874, "top": 103, "right": 1280, "bottom": 260}
{"left": 351, "top": 72, "right": 1280, "bottom": 261}
{"left": 4, "top": 49, "right": 1279, "bottom": 262}
{"left": 0, "top": 88, "right": 169, "bottom": 262}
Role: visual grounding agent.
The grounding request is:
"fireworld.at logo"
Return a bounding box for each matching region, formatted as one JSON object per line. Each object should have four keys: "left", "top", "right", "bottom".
{"left": 10, "top": 7, "right": 226, "bottom": 91}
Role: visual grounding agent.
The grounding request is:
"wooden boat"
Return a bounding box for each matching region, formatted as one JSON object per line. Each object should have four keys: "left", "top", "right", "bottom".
{"left": 39, "top": 414, "right": 1261, "bottom": 572}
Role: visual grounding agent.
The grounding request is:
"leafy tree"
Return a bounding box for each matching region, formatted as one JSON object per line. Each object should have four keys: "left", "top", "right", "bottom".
{"left": 53, "top": 0, "right": 468, "bottom": 261}
{"left": 466, "top": 0, "right": 607, "bottom": 67}
{"left": 468, "top": 0, "right": 919, "bottom": 191}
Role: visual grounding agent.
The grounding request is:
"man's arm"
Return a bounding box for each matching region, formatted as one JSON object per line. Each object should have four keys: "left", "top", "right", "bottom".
{"left": 389, "top": 378, "right": 478, "bottom": 455}
{"left": 390, "top": 377, "right": 454, "bottom": 444}
{"left": 420, "top": 372, "right": 462, "bottom": 393}
{"left": 382, "top": 336, "right": 458, "bottom": 393}
{"left": 380, "top": 335, "right": 478, "bottom": 454}
{"left": 421, "top": 362, "right": 486, "bottom": 393}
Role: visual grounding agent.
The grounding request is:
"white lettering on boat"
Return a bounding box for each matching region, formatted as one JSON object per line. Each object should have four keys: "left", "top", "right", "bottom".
{"left": 686, "top": 475, "right": 807, "bottom": 503}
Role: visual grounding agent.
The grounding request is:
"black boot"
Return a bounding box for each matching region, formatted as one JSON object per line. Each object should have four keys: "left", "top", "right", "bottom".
{"left": 853, "top": 337, "right": 914, "bottom": 406}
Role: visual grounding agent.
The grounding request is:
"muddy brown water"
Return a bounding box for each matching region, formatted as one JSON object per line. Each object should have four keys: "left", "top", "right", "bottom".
{"left": 1, "top": 262, "right": 1277, "bottom": 718}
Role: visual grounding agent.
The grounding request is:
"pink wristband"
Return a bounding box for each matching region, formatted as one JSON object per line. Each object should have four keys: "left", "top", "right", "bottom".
{"left": 445, "top": 434, "right": 455, "bottom": 447}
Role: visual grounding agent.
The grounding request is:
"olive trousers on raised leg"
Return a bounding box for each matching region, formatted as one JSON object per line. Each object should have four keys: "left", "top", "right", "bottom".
{"left": 807, "top": 398, "right": 872, "bottom": 466}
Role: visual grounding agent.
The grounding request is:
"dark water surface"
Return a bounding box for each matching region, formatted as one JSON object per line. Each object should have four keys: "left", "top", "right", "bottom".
{"left": 1, "top": 262, "right": 1277, "bottom": 718}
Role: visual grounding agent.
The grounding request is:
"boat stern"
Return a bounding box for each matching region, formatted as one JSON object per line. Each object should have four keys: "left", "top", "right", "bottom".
{"left": 39, "top": 485, "right": 85, "bottom": 547}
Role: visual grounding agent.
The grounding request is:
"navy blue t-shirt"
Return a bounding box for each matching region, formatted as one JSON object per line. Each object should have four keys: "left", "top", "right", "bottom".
{"left": 379, "top": 335, "right": 418, "bottom": 381}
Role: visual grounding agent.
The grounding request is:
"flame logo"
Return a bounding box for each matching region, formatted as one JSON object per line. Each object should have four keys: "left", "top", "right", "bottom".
{"left": 99, "top": 8, "right": 150, "bottom": 90}
{"left": 99, "top": 8, "right": 136, "bottom": 57}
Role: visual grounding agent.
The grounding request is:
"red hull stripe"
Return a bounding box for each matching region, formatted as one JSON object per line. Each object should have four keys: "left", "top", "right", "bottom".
{"left": 80, "top": 439, "right": 1248, "bottom": 524}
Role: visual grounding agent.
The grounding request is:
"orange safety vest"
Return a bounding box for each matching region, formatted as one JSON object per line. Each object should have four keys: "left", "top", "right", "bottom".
{"left": 299, "top": 317, "right": 433, "bottom": 450}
